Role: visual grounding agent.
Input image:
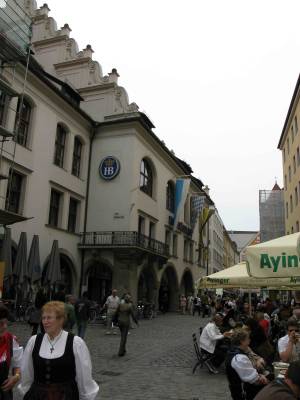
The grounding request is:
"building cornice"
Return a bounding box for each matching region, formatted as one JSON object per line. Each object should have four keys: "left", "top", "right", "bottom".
{"left": 278, "top": 73, "right": 300, "bottom": 149}
{"left": 53, "top": 57, "right": 92, "bottom": 69}
{"left": 32, "top": 35, "right": 69, "bottom": 47}
{"left": 95, "top": 113, "right": 197, "bottom": 178}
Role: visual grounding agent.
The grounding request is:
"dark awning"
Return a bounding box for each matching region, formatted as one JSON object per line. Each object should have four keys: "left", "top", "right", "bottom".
{"left": 0, "top": 209, "right": 31, "bottom": 226}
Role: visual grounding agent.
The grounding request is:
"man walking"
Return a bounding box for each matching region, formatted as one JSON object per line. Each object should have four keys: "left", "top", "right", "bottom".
{"left": 105, "top": 289, "right": 120, "bottom": 334}
{"left": 75, "top": 291, "right": 90, "bottom": 339}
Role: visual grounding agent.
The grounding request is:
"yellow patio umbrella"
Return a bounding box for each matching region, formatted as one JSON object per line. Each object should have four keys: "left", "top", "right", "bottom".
{"left": 246, "top": 232, "right": 300, "bottom": 278}
{"left": 196, "top": 262, "right": 300, "bottom": 290}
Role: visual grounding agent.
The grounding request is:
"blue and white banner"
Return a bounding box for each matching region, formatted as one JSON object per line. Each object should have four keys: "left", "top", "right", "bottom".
{"left": 173, "top": 178, "right": 191, "bottom": 229}
{"left": 190, "top": 195, "right": 206, "bottom": 231}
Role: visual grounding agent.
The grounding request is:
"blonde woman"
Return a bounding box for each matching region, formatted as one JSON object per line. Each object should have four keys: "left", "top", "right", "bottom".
{"left": 18, "top": 301, "right": 99, "bottom": 400}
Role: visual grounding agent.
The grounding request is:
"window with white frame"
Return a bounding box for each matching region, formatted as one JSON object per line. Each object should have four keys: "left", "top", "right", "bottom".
{"left": 165, "top": 230, "right": 171, "bottom": 254}
{"left": 48, "top": 189, "right": 62, "bottom": 227}
{"left": 54, "top": 124, "right": 67, "bottom": 168}
{"left": 0, "top": 90, "right": 8, "bottom": 126}
{"left": 15, "top": 98, "right": 31, "bottom": 147}
{"left": 72, "top": 137, "right": 82, "bottom": 177}
{"left": 140, "top": 159, "right": 153, "bottom": 197}
{"left": 138, "top": 215, "right": 145, "bottom": 235}
{"left": 183, "top": 239, "right": 188, "bottom": 261}
{"left": 284, "top": 175, "right": 287, "bottom": 190}
{"left": 173, "top": 234, "right": 178, "bottom": 257}
{"left": 189, "top": 242, "right": 194, "bottom": 263}
{"left": 5, "top": 169, "right": 24, "bottom": 214}
{"left": 68, "top": 197, "right": 79, "bottom": 233}
{"left": 166, "top": 181, "right": 175, "bottom": 212}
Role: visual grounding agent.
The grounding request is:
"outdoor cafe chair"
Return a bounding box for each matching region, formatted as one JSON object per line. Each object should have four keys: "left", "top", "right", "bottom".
{"left": 192, "top": 333, "right": 218, "bottom": 374}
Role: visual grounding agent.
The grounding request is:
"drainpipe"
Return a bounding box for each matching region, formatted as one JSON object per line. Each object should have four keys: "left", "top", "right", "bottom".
{"left": 79, "top": 125, "right": 96, "bottom": 295}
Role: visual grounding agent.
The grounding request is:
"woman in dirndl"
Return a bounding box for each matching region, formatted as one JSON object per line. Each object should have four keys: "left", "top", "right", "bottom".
{"left": 0, "top": 304, "right": 23, "bottom": 400}
{"left": 18, "top": 301, "right": 99, "bottom": 400}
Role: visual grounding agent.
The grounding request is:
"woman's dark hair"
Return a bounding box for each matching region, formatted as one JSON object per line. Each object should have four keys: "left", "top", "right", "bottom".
{"left": 0, "top": 305, "right": 9, "bottom": 320}
{"left": 245, "top": 317, "right": 267, "bottom": 347}
{"left": 245, "top": 318, "right": 259, "bottom": 331}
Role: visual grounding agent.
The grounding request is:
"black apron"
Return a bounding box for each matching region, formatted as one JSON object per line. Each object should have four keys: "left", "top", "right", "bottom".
{"left": 24, "top": 332, "right": 79, "bottom": 400}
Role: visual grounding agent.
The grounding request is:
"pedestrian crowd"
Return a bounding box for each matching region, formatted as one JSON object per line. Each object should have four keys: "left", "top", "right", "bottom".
{"left": 196, "top": 292, "right": 300, "bottom": 400}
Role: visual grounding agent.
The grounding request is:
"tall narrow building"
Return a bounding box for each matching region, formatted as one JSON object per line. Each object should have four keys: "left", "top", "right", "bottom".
{"left": 278, "top": 75, "right": 300, "bottom": 234}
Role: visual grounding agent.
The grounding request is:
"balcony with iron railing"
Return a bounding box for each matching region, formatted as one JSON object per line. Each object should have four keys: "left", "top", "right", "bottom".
{"left": 78, "top": 231, "right": 169, "bottom": 259}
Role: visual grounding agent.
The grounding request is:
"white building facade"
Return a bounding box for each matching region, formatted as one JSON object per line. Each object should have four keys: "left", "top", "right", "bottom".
{"left": 0, "top": 0, "right": 214, "bottom": 309}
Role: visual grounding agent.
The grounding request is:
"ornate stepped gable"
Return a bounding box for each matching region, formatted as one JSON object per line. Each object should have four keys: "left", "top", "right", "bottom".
{"left": 20, "top": 1, "right": 138, "bottom": 120}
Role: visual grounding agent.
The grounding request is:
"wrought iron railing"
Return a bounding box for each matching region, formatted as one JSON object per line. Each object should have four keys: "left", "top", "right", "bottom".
{"left": 79, "top": 231, "right": 169, "bottom": 258}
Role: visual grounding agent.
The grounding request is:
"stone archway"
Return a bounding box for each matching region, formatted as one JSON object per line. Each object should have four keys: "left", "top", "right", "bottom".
{"left": 137, "top": 266, "right": 157, "bottom": 303}
{"left": 87, "top": 262, "right": 112, "bottom": 305}
{"left": 58, "top": 254, "right": 74, "bottom": 294}
{"left": 159, "top": 265, "right": 179, "bottom": 312}
{"left": 180, "top": 269, "right": 194, "bottom": 297}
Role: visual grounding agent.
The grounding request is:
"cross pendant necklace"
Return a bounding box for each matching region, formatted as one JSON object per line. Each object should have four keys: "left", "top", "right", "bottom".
{"left": 47, "top": 331, "right": 63, "bottom": 354}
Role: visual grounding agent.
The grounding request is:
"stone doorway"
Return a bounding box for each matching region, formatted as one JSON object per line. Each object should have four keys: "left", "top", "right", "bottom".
{"left": 87, "top": 262, "right": 112, "bottom": 306}
{"left": 159, "top": 265, "right": 179, "bottom": 312}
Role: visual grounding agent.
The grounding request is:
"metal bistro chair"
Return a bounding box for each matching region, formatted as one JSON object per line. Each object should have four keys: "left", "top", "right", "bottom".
{"left": 192, "top": 333, "right": 218, "bottom": 374}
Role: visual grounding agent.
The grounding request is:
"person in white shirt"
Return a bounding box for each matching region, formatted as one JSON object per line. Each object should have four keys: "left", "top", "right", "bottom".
{"left": 18, "top": 301, "right": 99, "bottom": 400}
{"left": 104, "top": 289, "right": 120, "bottom": 335}
{"left": 278, "top": 319, "right": 300, "bottom": 363}
{"left": 199, "top": 313, "right": 232, "bottom": 368}
{"left": 226, "top": 328, "right": 268, "bottom": 400}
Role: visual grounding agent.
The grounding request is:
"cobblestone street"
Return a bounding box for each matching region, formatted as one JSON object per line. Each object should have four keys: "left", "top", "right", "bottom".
{"left": 11, "top": 313, "right": 231, "bottom": 400}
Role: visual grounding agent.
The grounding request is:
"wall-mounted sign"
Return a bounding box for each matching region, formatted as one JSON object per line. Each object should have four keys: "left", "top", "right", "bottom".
{"left": 99, "top": 156, "right": 120, "bottom": 180}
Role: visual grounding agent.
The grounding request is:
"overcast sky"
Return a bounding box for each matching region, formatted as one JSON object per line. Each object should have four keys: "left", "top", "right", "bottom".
{"left": 39, "top": 0, "right": 300, "bottom": 231}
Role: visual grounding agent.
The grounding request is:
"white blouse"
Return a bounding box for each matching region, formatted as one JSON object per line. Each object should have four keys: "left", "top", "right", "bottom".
{"left": 18, "top": 330, "right": 99, "bottom": 400}
{"left": 8, "top": 337, "right": 23, "bottom": 369}
{"left": 231, "top": 354, "right": 259, "bottom": 384}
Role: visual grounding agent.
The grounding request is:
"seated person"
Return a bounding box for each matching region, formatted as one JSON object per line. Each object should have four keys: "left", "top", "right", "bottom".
{"left": 278, "top": 318, "right": 300, "bottom": 363}
{"left": 226, "top": 328, "right": 269, "bottom": 400}
{"left": 278, "top": 304, "right": 292, "bottom": 322}
{"left": 222, "top": 304, "right": 236, "bottom": 330}
{"left": 254, "top": 360, "right": 300, "bottom": 400}
{"left": 239, "top": 302, "right": 251, "bottom": 324}
{"left": 199, "top": 313, "right": 232, "bottom": 369}
{"left": 255, "top": 312, "right": 270, "bottom": 337}
{"left": 245, "top": 318, "right": 274, "bottom": 363}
